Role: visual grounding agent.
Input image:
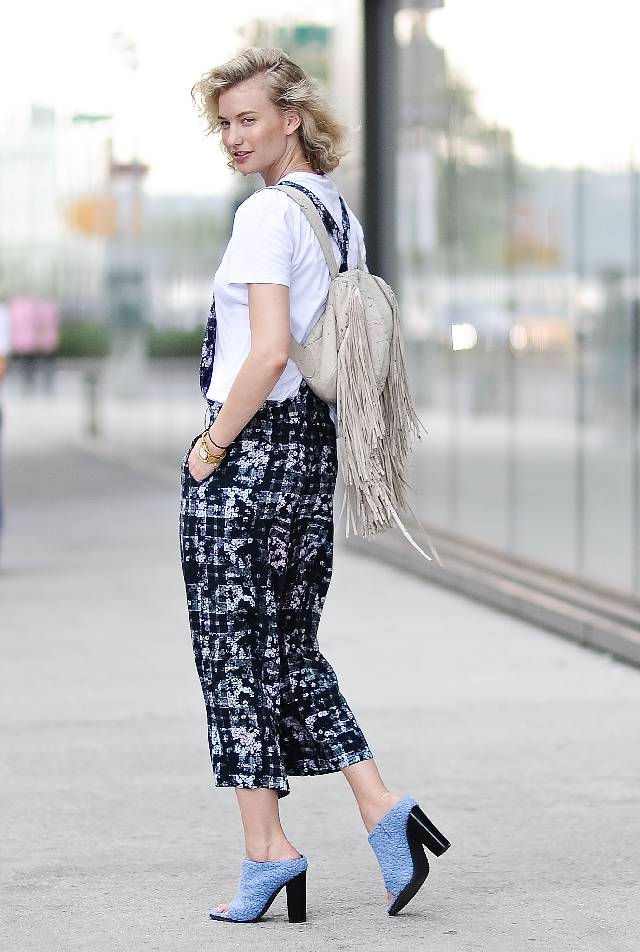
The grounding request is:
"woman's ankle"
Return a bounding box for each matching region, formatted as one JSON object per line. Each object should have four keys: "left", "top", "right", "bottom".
{"left": 244, "top": 837, "right": 302, "bottom": 862}
{"left": 360, "top": 790, "right": 403, "bottom": 833}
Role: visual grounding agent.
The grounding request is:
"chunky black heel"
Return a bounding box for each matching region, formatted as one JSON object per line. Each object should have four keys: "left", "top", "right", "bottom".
{"left": 369, "top": 796, "right": 451, "bottom": 917}
{"left": 407, "top": 805, "right": 451, "bottom": 856}
{"left": 285, "top": 869, "right": 307, "bottom": 923}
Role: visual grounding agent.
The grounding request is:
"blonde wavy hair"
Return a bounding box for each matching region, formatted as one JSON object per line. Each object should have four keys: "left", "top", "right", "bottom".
{"left": 190, "top": 47, "right": 349, "bottom": 174}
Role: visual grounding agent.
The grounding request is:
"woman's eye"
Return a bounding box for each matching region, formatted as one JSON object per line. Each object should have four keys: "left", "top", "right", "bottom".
{"left": 243, "top": 117, "right": 255, "bottom": 124}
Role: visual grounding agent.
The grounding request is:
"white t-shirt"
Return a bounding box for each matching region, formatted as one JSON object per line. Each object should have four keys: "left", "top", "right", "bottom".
{"left": 206, "top": 170, "right": 367, "bottom": 426}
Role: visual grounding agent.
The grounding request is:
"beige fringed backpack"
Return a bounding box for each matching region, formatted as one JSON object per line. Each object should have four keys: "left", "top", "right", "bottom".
{"left": 271, "top": 182, "right": 442, "bottom": 567}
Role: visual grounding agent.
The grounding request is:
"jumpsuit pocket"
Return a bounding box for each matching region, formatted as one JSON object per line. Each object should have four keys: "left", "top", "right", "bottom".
{"left": 182, "top": 433, "right": 227, "bottom": 488}
{"left": 188, "top": 466, "right": 222, "bottom": 488}
{"left": 181, "top": 434, "right": 202, "bottom": 487}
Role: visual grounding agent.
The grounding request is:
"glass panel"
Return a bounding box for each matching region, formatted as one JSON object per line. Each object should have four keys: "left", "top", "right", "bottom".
{"left": 396, "top": 3, "right": 639, "bottom": 597}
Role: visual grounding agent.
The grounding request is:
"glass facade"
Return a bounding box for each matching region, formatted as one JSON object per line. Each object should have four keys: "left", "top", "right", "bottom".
{"left": 394, "top": 4, "right": 640, "bottom": 599}
{"left": 3, "top": 0, "right": 636, "bottom": 603}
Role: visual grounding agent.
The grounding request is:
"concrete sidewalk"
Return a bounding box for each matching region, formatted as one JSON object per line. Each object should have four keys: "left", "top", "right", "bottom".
{"left": 1, "top": 440, "right": 638, "bottom": 951}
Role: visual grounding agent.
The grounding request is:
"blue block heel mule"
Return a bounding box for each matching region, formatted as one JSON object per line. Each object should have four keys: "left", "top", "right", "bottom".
{"left": 208, "top": 854, "right": 308, "bottom": 923}
{"left": 368, "top": 796, "right": 451, "bottom": 916}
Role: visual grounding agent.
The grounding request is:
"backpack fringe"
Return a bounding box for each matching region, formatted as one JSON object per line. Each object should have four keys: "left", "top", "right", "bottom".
{"left": 335, "top": 283, "right": 442, "bottom": 566}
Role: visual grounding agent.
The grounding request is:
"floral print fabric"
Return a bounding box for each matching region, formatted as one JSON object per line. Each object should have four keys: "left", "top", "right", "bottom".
{"left": 199, "top": 292, "right": 217, "bottom": 401}
{"left": 179, "top": 376, "right": 374, "bottom": 798}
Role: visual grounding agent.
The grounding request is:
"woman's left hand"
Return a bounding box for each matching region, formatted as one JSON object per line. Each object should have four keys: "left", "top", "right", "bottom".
{"left": 187, "top": 443, "right": 222, "bottom": 483}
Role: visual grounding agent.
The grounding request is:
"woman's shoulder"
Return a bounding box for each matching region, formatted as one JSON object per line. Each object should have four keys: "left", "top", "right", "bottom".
{"left": 234, "top": 186, "right": 291, "bottom": 220}
{"left": 229, "top": 187, "right": 294, "bottom": 246}
{"left": 230, "top": 180, "right": 366, "bottom": 259}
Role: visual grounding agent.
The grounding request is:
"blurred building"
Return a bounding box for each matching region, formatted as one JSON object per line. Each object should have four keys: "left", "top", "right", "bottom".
{"left": 1, "top": 0, "right": 638, "bottom": 656}
{"left": 0, "top": 106, "right": 59, "bottom": 298}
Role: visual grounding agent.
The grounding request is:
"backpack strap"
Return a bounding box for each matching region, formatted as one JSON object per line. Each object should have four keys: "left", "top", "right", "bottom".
{"left": 271, "top": 184, "right": 343, "bottom": 279}
{"left": 278, "top": 180, "right": 350, "bottom": 270}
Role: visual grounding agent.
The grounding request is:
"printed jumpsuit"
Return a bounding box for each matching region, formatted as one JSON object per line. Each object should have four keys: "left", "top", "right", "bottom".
{"left": 178, "top": 180, "right": 374, "bottom": 798}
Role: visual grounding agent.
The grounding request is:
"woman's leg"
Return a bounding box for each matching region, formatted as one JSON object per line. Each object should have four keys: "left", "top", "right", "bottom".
{"left": 342, "top": 760, "right": 404, "bottom": 907}
{"left": 211, "top": 763, "right": 409, "bottom": 912}
{"left": 212, "top": 788, "right": 302, "bottom": 915}
{"left": 342, "top": 760, "right": 403, "bottom": 834}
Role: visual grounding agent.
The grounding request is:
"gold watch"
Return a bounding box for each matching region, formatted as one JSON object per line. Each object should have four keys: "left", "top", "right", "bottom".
{"left": 197, "top": 432, "right": 226, "bottom": 465}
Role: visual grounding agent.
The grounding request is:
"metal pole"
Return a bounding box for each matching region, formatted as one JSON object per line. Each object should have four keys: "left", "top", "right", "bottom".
{"left": 83, "top": 366, "right": 100, "bottom": 438}
{"left": 363, "top": 0, "right": 398, "bottom": 288}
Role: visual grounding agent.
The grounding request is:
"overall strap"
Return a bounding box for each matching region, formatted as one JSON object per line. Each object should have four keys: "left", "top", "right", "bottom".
{"left": 275, "top": 180, "right": 350, "bottom": 273}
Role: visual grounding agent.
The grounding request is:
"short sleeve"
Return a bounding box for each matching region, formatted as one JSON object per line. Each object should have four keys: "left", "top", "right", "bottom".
{"left": 225, "top": 189, "right": 294, "bottom": 287}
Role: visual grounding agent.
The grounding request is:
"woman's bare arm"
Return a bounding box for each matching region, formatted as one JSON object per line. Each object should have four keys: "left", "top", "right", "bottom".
{"left": 187, "top": 283, "right": 291, "bottom": 480}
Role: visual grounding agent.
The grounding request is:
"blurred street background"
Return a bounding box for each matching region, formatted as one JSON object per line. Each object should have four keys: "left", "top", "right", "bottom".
{"left": 1, "top": 1, "right": 639, "bottom": 949}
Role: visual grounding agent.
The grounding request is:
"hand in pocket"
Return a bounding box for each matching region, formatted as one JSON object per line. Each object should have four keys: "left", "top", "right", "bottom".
{"left": 187, "top": 441, "right": 222, "bottom": 484}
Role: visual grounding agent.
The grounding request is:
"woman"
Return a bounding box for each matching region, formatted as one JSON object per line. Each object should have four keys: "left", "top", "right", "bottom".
{"left": 180, "top": 47, "right": 451, "bottom": 923}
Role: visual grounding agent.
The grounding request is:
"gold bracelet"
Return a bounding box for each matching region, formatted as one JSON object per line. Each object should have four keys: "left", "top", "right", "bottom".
{"left": 205, "top": 429, "right": 230, "bottom": 454}
{"left": 197, "top": 432, "right": 226, "bottom": 465}
{"left": 206, "top": 428, "right": 230, "bottom": 451}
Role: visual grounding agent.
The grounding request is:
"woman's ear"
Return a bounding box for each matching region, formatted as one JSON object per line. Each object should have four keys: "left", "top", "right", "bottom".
{"left": 284, "top": 108, "right": 302, "bottom": 135}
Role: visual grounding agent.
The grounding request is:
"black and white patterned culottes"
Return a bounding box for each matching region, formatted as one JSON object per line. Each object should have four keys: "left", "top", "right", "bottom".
{"left": 178, "top": 378, "right": 374, "bottom": 798}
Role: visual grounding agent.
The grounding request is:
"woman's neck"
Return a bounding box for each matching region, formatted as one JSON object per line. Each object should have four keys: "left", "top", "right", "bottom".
{"left": 261, "top": 153, "right": 320, "bottom": 186}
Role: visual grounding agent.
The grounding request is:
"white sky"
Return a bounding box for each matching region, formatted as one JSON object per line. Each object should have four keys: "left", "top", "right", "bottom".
{"left": 2, "top": 0, "right": 639, "bottom": 196}
{"left": 428, "top": 0, "right": 640, "bottom": 171}
{"left": 0, "top": 0, "right": 336, "bottom": 195}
